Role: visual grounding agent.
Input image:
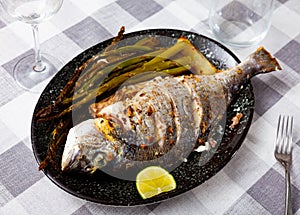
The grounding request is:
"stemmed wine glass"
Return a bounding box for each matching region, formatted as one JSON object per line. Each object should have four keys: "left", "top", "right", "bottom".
{"left": 0, "top": 0, "right": 63, "bottom": 92}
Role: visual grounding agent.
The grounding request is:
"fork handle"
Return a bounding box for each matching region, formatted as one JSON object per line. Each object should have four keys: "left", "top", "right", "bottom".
{"left": 285, "top": 169, "right": 293, "bottom": 215}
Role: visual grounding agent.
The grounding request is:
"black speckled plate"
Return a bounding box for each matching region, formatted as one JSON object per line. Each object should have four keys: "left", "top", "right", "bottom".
{"left": 31, "top": 29, "right": 254, "bottom": 206}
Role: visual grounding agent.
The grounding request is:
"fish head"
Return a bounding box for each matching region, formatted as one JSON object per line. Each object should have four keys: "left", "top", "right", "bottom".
{"left": 61, "top": 119, "right": 116, "bottom": 173}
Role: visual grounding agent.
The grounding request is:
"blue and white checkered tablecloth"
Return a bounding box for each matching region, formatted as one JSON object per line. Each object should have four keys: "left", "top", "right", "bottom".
{"left": 0, "top": 0, "right": 300, "bottom": 214}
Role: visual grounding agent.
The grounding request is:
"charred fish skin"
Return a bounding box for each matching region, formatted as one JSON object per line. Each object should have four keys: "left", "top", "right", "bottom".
{"left": 61, "top": 47, "right": 282, "bottom": 177}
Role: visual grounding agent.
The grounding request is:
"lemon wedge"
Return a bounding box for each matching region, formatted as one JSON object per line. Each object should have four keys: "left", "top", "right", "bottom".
{"left": 136, "top": 166, "right": 176, "bottom": 199}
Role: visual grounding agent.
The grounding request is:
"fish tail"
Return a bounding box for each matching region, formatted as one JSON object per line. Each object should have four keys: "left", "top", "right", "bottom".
{"left": 246, "top": 46, "right": 282, "bottom": 75}
{"left": 215, "top": 47, "right": 282, "bottom": 101}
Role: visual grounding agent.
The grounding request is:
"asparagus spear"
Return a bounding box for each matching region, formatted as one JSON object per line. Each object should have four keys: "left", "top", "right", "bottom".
{"left": 104, "top": 45, "right": 154, "bottom": 56}
{"left": 38, "top": 117, "right": 71, "bottom": 170}
{"left": 74, "top": 51, "right": 164, "bottom": 96}
{"left": 104, "top": 26, "right": 125, "bottom": 53}
{"left": 78, "top": 45, "right": 163, "bottom": 88}
{"left": 134, "top": 37, "right": 160, "bottom": 47}
{"left": 121, "top": 65, "right": 191, "bottom": 86}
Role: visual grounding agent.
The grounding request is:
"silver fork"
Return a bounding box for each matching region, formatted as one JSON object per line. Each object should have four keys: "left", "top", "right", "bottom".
{"left": 274, "top": 115, "right": 294, "bottom": 215}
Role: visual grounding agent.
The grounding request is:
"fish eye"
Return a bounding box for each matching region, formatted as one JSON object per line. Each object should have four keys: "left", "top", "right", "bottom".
{"left": 95, "top": 154, "right": 107, "bottom": 168}
{"left": 97, "top": 159, "right": 106, "bottom": 168}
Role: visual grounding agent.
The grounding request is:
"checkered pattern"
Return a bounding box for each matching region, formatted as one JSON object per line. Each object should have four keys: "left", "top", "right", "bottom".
{"left": 0, "top": 0, "right": 300, "bottom": 214}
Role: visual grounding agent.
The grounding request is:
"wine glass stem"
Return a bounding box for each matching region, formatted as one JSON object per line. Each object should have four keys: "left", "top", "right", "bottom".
{"left": 31, "top": 24, "right": 46, "bottom": 72}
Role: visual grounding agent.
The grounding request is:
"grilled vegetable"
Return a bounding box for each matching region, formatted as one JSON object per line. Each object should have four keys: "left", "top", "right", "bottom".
{"left": 36, "top": 37, "right": 218, "bottom": 122}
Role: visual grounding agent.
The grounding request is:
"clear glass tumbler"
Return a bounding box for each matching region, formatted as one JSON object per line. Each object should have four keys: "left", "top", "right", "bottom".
{"left": 209, "top": 0, "right": 274, "bottom": 47}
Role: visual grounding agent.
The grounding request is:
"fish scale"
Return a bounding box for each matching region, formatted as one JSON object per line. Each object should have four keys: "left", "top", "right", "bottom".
{"left": 130, "top": 82, "right": 175, "bottom": 148}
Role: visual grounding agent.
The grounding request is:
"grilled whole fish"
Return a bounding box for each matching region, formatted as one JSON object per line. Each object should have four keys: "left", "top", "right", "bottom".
{"left": 61, "top": 47, "right": 281, "bottom": 180}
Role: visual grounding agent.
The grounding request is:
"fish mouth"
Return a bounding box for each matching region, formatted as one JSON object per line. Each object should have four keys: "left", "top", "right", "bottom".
{"left": 61, "top": 146, "right": 88, "bottom": 172}
{"left": 61, "top": 151, "right": 94, "bottom": 173}
{"left": 61, "top": 144, "right": 100, "bottom": 173}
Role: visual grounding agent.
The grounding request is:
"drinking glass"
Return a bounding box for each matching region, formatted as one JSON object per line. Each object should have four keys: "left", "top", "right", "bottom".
{"left": 209, "top": 0, "right": 274, "bottom": 47}
{"left": 0, "top": 0, "right": 63, "bottom": 91}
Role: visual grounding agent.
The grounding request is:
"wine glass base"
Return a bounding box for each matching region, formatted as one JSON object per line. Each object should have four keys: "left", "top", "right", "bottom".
{"left": 13, "top": 53, "right": 62, "bottom": 93}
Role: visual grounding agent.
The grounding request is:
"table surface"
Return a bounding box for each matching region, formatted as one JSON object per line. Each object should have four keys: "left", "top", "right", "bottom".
{"left": 0, "top": 0, "right": 300, "bottom": 214}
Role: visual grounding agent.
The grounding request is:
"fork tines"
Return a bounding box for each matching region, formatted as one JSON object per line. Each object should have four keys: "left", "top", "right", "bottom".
{"left": 275, "top": 115, "right": 294, "bottom": 154}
